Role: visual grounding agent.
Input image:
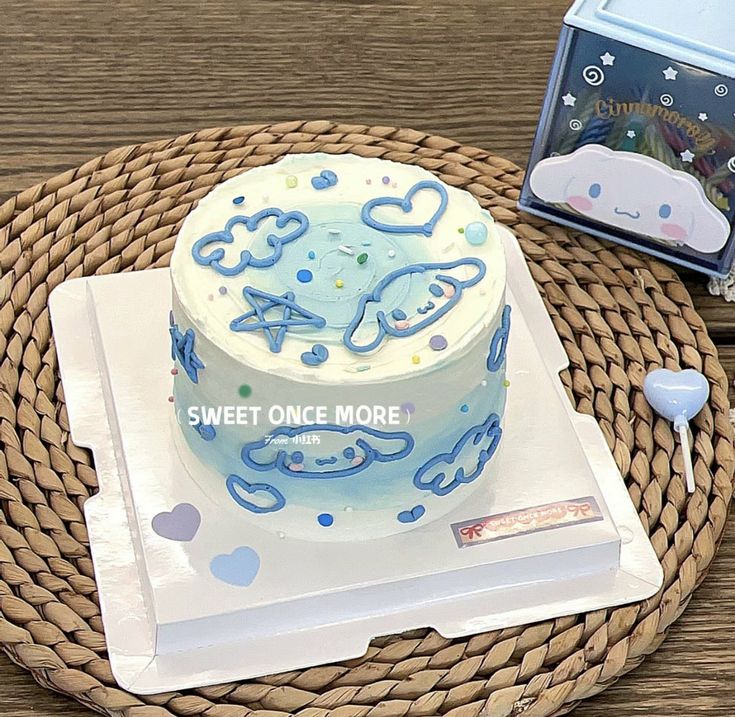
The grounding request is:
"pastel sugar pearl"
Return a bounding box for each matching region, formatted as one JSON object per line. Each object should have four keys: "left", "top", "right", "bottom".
{"left": 286, "top": 175, "right": 298, "bottom": 188}
{"left": 464, "top": 221, "right": 489, "bottom": 246}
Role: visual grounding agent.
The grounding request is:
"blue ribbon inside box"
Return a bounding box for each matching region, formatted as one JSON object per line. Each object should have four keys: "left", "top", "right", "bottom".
{"left": 519, "top": 0, "right": 735, "bottom": 276}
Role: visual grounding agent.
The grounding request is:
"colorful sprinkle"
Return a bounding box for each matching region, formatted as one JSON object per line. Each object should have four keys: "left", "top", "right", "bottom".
{"left": 168, "top": 395, "right": 174, "bottom": 403}
{"left": 356, "top": 365, "right": 371, "bottom": 372}
{"left": 504, "top": 379, "right": 511, "bottom": 388}
{"left": 392, "top": 308, "right": 407, "bottom": 321}
{"left": 335, "top": 279, "right": 344, "bottom": 288}
{"left": 357, "top": 252, "right": 368, "bottom": 265}
{"left": 218, "top": 286, "right": 227, "bottom": 295}
{"left": 339, "top": 245, "right": 355, "bottom": 256}
{"left": 362, "top": 241, "right": 372, "bottom": 246}
{"left": 460, "top": 404, "right": 469, "bottom": 413}
{"left": 238, "top": 384, "right": 252, "bottom": 398}
{"left": 401, "top": 402, "right": 416, "bottom": 415}
{"left": 458, "top": 227, "right": 465, "bottom": 234}
{"left": 308, "top": 250, "right": 316, "bottom": 260}
{"left": 297, "top": 268, "right": 313, "bottom": 283}
{"left": 382, "top": 176, "right": 390, "bottom": 185}
{"left": 465, "top": 221, "right": 489, "bottom": 246}
{"left": 232, "top": 196, "right": 245, "bottom": 205}
{"left": 328, "top": 228, "right": 341, "bottom": 240}
{"left": 286, "top": 175, "right": 298, "bottom": 188}
{"left": 318, "top": 513, "right": 334, "bottom": 527}
{"left": 411, "top": 355, "right": 421, "bottom": 365}
{"left": 171, "top": 368, "right": 178, "bottom": 375}
{"left": 429, "top": 283, "right": 444, "bottom": 297}
{"left": 429, "top": 335, "right": 448, "bottom": 351}
{"left": 481, "top": 379, "right": 488, "bottom": 387}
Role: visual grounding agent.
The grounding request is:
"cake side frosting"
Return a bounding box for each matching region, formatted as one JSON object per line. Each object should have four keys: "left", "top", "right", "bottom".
{"left": 169, "top": 153, "right": 510, "bottom": 541}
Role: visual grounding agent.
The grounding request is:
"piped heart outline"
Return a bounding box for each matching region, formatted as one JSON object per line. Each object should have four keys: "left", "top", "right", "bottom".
{"left": 361, "top": 180, "right": 449, "bottom": 236}
{"left": 191, "top": 207, "right": 310, "bottom": 276}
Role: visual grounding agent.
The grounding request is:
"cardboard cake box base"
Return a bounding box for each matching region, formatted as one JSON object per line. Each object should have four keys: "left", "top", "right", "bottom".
{"left": 48, "top": 225, "right": 663, "bottom": 694}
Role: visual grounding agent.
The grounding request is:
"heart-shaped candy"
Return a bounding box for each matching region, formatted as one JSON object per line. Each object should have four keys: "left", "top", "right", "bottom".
{"left": 210, "top": 546, "right": 260, "bottom": 587}
{"left": 643, "top": 368, "right": 709, "bottom": 423}
{"left": 151, "top": 503, "right": 201, "bottom": 542}
{"left": 361, "top": 180, "right": 448, "bottom": 237}
{"left": 300, "top": 343, "right": 329, "bottom": 366}
{"left": 397, "top": 505, "right": 426, "bottom": 524}
{"left": 311, "top": 169, "right": 338, "bottom": 190}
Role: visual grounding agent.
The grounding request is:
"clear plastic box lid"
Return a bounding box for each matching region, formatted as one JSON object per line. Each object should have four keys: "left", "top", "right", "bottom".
{"left": 566, "top": 0, "right": 735, "bottom": 79}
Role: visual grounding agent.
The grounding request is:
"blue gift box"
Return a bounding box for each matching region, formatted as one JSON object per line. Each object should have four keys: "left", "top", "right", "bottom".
{"left": 519, "top": 0, "right": 735, "bottom": 276}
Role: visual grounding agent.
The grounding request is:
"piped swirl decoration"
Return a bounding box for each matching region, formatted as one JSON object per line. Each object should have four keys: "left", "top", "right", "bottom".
{"left": 413, "top": 413, "right": 502, "bottom": 496}
{"left": 487, "top": 304, "right": 512, "bottom": 372}
{"left": 191, "top": 208, "right": 309, "bottom": 276}
{"left": 241, "top": 424, "right": 415, "bottom": 479}
{"left": 361, "top": 180, "right": 449, "bottom": 236}
{"left": 343, "top": 258, "right": 486, "bottom": 353}
{"left": 169, "top": 315, "right": 205, "bottom": 383}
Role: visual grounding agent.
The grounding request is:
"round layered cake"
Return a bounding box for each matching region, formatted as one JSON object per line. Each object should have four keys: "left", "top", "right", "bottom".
{"left": 169, "top": 153, "right": 510, "bottom": 540}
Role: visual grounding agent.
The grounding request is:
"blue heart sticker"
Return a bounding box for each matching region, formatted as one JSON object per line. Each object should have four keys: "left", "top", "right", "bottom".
{"left": 361, "top": 180, "right": 449, "bottom": 236}
{"left": 210, "top": 546, "right": 260, "bottom": 587}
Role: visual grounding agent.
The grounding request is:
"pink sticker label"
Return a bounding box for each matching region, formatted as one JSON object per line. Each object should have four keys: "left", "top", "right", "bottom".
{"left": 452, "top": 496, "right": 603, "bottom": 548}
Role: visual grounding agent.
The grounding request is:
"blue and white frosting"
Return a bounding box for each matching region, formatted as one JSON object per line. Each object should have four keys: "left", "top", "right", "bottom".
{"left": 170, "top": 153, "right": 508, "bottom": 542}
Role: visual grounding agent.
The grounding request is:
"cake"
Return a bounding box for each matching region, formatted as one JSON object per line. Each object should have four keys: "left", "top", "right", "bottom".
{"left": 169, "top": 153, "right": 510, "bottom": 541}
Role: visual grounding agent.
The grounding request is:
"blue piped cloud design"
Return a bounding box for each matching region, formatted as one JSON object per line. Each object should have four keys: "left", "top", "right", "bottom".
{"left": 226, "top": 474, "right": 286, "bottom": 514}
{"left": 361, "top": 180, "right": 448, "bottom": 236}
{"left": 487, "top": 304, "right": 511, "bottom": 372}
{"left": 413, "top": 413, "right": 502, "bottom": 497}
{"left": 242, "top": 424, "right": 415, "bottom": 480}
{"left": 191, "top": 208, "right": 309, "bottom": 276}
{"left": 343, "top": 258, "right": 486, "bottom": 353}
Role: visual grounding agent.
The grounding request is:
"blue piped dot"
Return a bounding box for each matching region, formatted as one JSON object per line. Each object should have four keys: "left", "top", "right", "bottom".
{"left": 292, "top": 451, "right": 304, "bottom": 463}
{"left": 343, "top": 447, "right": 356, "bottom": 460}
{"left": 465, "top": 221, "right": 488, "bottom": 246}
{"left": 460, "top": 404, "right": 469, "bottom": 413}
{"left": 232, "top": 196, "right": 245, "bottom": 205}
{"left": 318, "top": 513, "right": 334, "bottom": 527}
{"left": 392, "top": 308, "right": 407, "bottom": 321}
{"left": 429, "top": 283, "right": 444, "bottom": 297}
{"left": 308, "top": 250, "right": 316, "bottom": 260}
{"left": 297, "top": 268, "right": 313, "bottom": 283}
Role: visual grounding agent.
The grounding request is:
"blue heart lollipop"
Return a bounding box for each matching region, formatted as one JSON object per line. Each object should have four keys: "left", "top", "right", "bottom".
{"left": 643, "top": 368, "right": 709, "bottom": 492}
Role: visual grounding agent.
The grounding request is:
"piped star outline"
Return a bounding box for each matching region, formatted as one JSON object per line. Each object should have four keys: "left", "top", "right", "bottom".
{"left": 230, "top": 287, "right": 326, "bottom": 353}
{"left": 169, "top": 313, "right": 205, "bottom": 383}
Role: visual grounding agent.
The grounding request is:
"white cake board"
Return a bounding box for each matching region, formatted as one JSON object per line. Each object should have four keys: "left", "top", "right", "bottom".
{"left": 48, "top": 226, "right": 663, "bottom": 694}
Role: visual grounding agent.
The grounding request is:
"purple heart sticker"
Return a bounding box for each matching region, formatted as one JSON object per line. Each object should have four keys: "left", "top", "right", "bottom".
{"left": 152, "top": 503, "right": 201, "bottom": 542}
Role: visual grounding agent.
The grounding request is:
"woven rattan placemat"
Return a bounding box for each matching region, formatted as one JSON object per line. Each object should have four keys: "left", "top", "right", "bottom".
{"left": 0, "top": 121, "right": 733, "bottom": 717}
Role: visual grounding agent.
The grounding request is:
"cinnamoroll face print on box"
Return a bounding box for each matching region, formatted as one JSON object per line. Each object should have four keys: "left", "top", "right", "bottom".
{"left": 519, "top": 0, "right": 735, "bottom": 276}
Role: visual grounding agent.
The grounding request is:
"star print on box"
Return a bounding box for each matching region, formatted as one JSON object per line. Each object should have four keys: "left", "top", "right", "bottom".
{"left": 230, "top": 287, "right": 326, "bottom": 353}
{"left": 169, "top": 318, "right": 205, "bottom": 383}
{"left": 663, "top": 66, "right": 678, "bottom": 80}
{"left": 562, "top": 92, "right": 577, "bottom": 107}
{"left": 681, "top": 149, "right": 696, "bottom": 163}
{"left": 600, "top": 52, "right": 615, "bottom": 66}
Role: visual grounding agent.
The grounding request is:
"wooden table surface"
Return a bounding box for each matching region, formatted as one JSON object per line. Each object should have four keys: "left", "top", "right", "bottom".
{"left": 1, "top": 1, "right": 734, "bottom": 715}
